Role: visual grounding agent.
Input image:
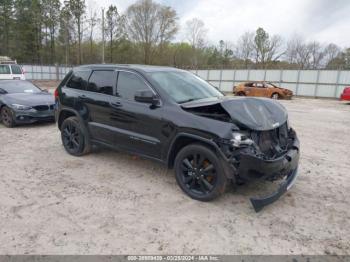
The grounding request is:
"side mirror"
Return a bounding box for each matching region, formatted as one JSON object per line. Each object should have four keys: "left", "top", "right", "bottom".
{"left": 134, "top": 90, "right": 160, "bottom": 106}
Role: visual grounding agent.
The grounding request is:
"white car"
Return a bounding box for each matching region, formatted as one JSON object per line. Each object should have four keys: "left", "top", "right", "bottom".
{"left": 0, "top": 64, "right": 25, "bottom": 80}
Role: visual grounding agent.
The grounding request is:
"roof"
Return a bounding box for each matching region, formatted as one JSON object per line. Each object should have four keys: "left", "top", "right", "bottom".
{"left": 76, "top": 64, "right": 185, "bottom": 73}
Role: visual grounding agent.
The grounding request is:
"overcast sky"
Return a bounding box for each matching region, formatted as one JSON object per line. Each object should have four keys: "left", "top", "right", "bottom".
{"left": 88, "top": 0, "right": 350, "bottom": 47}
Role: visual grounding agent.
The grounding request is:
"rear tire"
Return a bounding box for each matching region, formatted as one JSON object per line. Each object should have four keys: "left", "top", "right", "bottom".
{"left": 174, "top": 143, "right": 227, "bottom": 201}
{"left": 237, "top": 92, "right": 246, "bottom": 96}
{"left": 61, "top": 116, "right": 91, "bottom": 156}
{"left": 1, "top": 106, "right": 15, "bottom": 128}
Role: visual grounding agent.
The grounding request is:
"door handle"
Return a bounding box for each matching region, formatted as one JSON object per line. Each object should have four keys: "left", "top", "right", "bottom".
{"left": 110, "top": 101, "right": 122, "bottom": 108}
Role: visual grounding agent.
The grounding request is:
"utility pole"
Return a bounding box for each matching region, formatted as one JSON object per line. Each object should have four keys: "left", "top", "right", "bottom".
{"left": 102, "top": 8, "right": 105, "bottom": 64}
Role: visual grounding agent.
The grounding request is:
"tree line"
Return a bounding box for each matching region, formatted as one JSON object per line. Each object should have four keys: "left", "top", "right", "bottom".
{"left": 0, "top": 0, "right": 349, "bottom": 69}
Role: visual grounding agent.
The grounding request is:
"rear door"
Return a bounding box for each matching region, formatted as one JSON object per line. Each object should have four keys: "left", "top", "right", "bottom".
{"left": 83, "top": 70, "right": 117, "bottom": 144}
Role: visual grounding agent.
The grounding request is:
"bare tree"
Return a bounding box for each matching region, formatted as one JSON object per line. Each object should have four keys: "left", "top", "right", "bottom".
{"left": 126, "top": 0, "right": 178, "bottom": 64}
{"left": 323, "top": 43, "right": 341, "bottom": 68}
{"left": 184, "top": 18, "right": 207, "bottom": 67}
{"left": 235, "top": 31, "right": 254, "bottom": 68}
{"left": 285, "top": 36, "right": 312, "bottom": 69}
{"left": 307, "top": 41, "right": 324, "bottom": 69}
{"left": 185, "top": 18, "right": 207, "bottom": 49}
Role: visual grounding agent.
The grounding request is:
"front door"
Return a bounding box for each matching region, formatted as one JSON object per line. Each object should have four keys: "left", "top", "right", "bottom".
{"left": 108, "top": 70, "right": 164, "bottom": 159}
{"left": 252, "top": 82, "right": 268, "bottom": 97}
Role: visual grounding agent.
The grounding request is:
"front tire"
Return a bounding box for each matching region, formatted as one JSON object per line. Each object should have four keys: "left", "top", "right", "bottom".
{"left": 1, "top": 106, "right": 15, "bottom": 128}
{"left": 174, "top": 144, "right": 227, "bottom": 201}
{"left": 61, "top": 116, "right": 91, "bottom": 156}
{"left": 271, "top": 93, "right": 280, "bottom": 99}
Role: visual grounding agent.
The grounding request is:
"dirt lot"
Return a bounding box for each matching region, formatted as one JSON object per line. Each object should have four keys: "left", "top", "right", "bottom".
{"left": 0, "top": 98, "right": 349, "bottom": 255}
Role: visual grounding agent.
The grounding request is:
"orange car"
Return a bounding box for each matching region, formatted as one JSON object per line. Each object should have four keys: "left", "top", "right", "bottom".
{"left": 233, "top": 81, "right": 293, "bottom": 99}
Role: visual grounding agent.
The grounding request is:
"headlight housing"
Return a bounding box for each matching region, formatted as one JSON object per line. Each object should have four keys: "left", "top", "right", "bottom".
{"left": 231, "top": 131, "right": 254, "bottom": 147}
{"left": 10, "top": 104, "right": 32, "bottom": 110}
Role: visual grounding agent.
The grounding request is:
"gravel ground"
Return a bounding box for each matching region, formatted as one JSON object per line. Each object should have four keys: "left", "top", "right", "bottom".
{"left": 0, "top": 98, "right": 349, "bottom": 255}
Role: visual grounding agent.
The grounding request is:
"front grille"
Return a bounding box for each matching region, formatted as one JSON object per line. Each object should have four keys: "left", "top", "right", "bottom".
{"left": 33, "top": 105, "right": 55, "bottom": 111}
{"left": 251, "top": 122, "right": 289, "bottom": 157}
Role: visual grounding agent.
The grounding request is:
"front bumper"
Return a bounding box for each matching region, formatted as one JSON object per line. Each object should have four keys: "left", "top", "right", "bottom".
{"left": 229, "top": 135, "right": 300, "bottom": 212}
{"left": 238, "top": 137, "right": 300, "bottom": 181}
{"left": 13, "top": 110, "right": 55, "bottom": 124}
{"left": 283, "top": 94, "right": 293, "bottom": 100}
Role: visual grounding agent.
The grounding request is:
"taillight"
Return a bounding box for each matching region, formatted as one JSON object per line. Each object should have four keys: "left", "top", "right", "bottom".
{"left": 54, "top": 88, "right": 59, "bottom": 98}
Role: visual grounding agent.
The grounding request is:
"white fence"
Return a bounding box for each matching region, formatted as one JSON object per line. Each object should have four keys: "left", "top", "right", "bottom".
{"left": 190, "top": 69, "right": 350, "bottom": 98}
{"left": 21, "top": 64, "right": 350, "bottom": 98}
{"left": 21, "top": 64, "right": 72, "bottom": 81}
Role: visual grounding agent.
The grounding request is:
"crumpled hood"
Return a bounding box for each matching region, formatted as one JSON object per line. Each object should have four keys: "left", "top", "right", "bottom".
{"left": 3, "top": 92, "right": 54, "bottom": 106}
{"left": 181, "top": 97, "right": 288, "bottom": 131}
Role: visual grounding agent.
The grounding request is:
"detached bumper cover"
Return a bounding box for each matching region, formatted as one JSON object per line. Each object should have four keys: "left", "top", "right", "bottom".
{"left": 250, "top": 168, "right": 298, "bottom": 212}
{"left": 236, "top": 137, "right": 300, "bottom": 212}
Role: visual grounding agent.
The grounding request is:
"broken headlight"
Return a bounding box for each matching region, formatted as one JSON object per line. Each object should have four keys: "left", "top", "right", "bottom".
{"left": 231, "top": 131, "right": 254, "bottom": 147}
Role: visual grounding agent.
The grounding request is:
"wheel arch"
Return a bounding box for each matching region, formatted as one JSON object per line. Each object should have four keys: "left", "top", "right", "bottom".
{"left": 58, "top": 108, "right": 82, "bottom": 130}
{"left": 166, "top": 133, "right": 225, "bottom": 169}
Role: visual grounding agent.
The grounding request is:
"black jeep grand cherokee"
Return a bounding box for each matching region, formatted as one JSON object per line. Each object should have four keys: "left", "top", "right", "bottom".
{"left": 55, "top": 65, "right": 300, "bottom": 211}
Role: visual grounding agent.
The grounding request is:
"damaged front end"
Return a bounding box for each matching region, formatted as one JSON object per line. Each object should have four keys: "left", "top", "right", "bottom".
{"left": 220, "top": 124, "right": 300, "bottom": 212}
{"left": 182, "top": 97, "right": 300, "bottom": 212}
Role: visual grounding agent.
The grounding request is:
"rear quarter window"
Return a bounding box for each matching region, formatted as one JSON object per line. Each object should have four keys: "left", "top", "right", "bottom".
{"left": 11, "top": 65, "right": 22, "bottom": 74}
{"left": 66, "top": 70, "right": 91, "bottom": 90}
{"left": 0, "top": 65, "right": 11, "bottom": 74}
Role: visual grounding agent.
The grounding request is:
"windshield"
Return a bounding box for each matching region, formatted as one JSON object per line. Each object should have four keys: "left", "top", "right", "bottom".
{"left": 149, "top": 71, "right": 223, "bottom": 103}
{"left": 0, "top": 81, "right": 41, "bottom": 94}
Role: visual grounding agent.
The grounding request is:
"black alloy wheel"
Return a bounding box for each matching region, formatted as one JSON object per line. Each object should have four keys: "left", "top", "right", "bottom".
{"left": 174, "top": 144, "right": 227, "bottom": 201}
{"left": 61, "top": 116, "right": 90, "bottom": 156}
{"left": 1, "top": 106, "right": 15, "bottom": 128}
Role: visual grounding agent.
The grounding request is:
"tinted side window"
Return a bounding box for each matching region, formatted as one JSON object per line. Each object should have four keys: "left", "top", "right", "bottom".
{"left": 11, "top": 65, "right": 22, "bottom": 74}
{"left": 117, "top": 71, "right": 150, "bottom": 100}
{"left": 66, "top": 71, "right": 91, "bottom": 90}
{"left": 0, "top": 65, "right": 10, "bottom": 74}
{"left": 87, "top": 70, "right": 116, "bottom": 95}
